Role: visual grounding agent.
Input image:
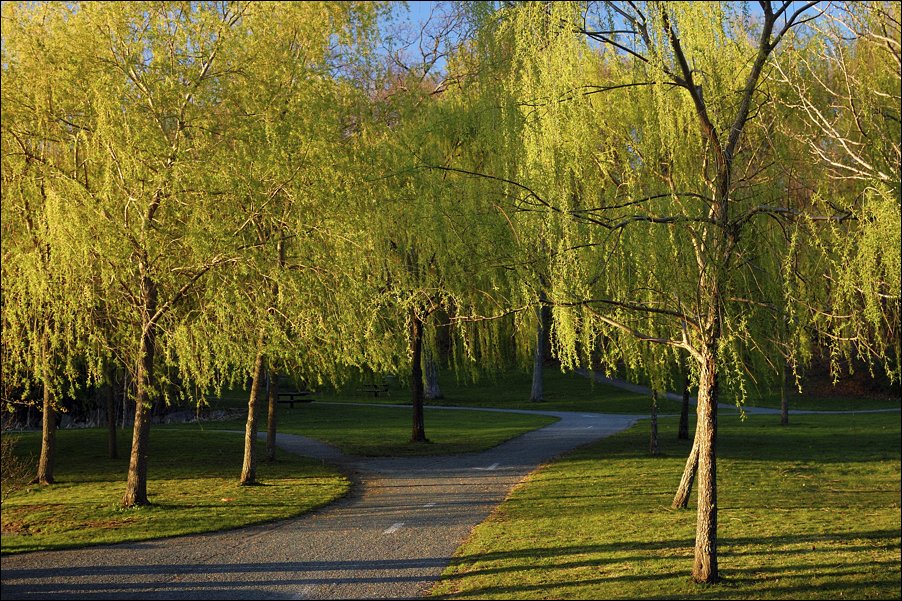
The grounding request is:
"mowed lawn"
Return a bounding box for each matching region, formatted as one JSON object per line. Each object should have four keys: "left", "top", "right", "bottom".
{"left": 189, "top": 402, "right": 558, "bottom": 457}
{"left": 1, "top": 429, "right": 350, "bottom": 555}
{"left": 430, "top": 412, "right": 901, "bottom": 600}
{"left": 2, "top": 403, "right": 557, "bottom": 554}
{"left": 250, "top": 367, "right": 899, "bottom": 414}
{"left": 313, "top": 369, "right": 653, "bottom": 414}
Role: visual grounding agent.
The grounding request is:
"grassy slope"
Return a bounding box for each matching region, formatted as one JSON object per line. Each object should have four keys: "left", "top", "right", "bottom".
{"left": 211, "top": 369, "right": 652, "bottom": 414}
{"left": 1, "top": 429, "right": 349, "bottom": 555}
{"left": 187, "top": 403, "right": 558, "bottom": 457}
{"left": 210, "top": 368, "right": 899, "bottom": 414}
{"left": 739, "top": 391, "right": 901, "bottom": 412}
{"left": 430, "top": 412, "right": 901, "bottom": 600}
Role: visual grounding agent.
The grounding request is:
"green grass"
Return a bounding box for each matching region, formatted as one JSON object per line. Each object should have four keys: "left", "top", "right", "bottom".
{"left": 429, "top": 412, "right": 901, "bottom": 600}
{"left": 207, "top": 369, "right": 900, "bottom": 417}
{"left": 737, "top": 391, "right": 901, "bottom": 412}
{"left": 416, "top": 369, "right": 651, "bottom": 413}
{"left": 1, "top": 428, "right": 350, "bottom": 555}
{"left": 207, "top": 369, "right": 653, "bottom": 414}
{"left": 189, "top": 402, "right": 558, "bottom": 457}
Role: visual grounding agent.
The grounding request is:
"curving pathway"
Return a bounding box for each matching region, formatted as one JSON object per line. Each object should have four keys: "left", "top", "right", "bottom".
{"left": 1, "top": 406, "right": 639, "bottom": 600}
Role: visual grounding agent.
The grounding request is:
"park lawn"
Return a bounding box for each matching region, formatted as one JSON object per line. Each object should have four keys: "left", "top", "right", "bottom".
{"left": 1, "top": 428, "right": 349, "bottom": 555}
{"left": 206, "top": 368, "right": 899, "bottom": 416}
{"left": 239, "top": 368, "right": 650, "bottom": 414}
{"left": 195, "top": 403, "right": 558, "bottom": 457}
{"left": 416, "top": 369, "right": 650, "bottom": 414}
{"left": 737, "top": 391, "right": 901, "bottom": 412}
{"left": 429, "top": 412, "right": 901, "bottom": 600}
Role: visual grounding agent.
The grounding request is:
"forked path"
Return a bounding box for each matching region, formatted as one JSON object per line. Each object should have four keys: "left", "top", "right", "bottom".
{"left": 1, "top": 407, "right": 639, "bottom": 600}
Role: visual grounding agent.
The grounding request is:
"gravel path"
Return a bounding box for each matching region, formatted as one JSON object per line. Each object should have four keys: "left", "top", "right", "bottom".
{"left": 1, "top": 407, "right": 639, "bottom": 600}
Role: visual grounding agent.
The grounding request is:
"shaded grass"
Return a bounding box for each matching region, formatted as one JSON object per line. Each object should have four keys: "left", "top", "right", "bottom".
{"left": 208, "top": 368, "right": 899, "bottom": 416}
{"left": 209, "top": 369, "right": 652, "bottom": 414}
{"left": 191, "top": 403, "right": 558, "bottom": 457}
{"left": 738, "top": 391, "right": 901, "bottom": 412}
{"left": 1, "top": 428, "right": 349, "bottom": 555}
{"left": 429, "top": 412, "right": 901, "bottom": 600}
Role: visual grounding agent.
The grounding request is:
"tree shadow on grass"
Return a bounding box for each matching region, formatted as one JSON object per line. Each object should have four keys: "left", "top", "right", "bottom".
{"left": 435, "top": 528, "right": 900, "bottom": 597}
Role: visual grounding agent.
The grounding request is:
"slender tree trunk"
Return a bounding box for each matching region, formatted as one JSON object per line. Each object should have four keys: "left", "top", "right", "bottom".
{"left": 240, "top": 333, "right": 266, "bottom": 485}
{"left": 529, "top": 295, "right": 551, "bottom": 403}
{"left": 693, "top": 347, "right": 719, "bottom": 583}
{"left": 34, "top": 369, "right": 56, "bottom": 485}
{"left": 672, "top": 420, "right": 700, "bottom": 509}
{"left": 266, "top": 368, "right": 278, "bottom": 462}
{"left": 265, "top": 237, "right": 284, "bottom": 462}
{"left": 678, "top": 371, "right": 691, "bottom": 440}
{"left": 122, "top": 280, "right": 157, "bottom": 508}
{"left": 106, "top": 369, "right": 118, "bottom": 460}
{"left": 650, "top": 390, "right": 659, "bottom": 455}
{"left": 410, "top": 309, "right": 427, "bottom": 443}
{"left": 780, "top": 362, "right": 789, "bottom": 426}
{"left": 424, "top": 348, "right": 443, "bottom": 400}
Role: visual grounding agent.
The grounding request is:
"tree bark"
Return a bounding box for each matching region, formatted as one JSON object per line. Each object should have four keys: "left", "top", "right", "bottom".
{"left": 672, "top": 421, "right": 700, "bottom": 509}
{"left": 649, "top": 390, "right": 659, "bottom": 455}
{"left": 529, "top": 296, "right": 551, "bottom": 403}
{"left": 410, "top": 308, "right": 427, "bottom": 443}
{"left": 780, "top": 362, "right": 789, "bottom": 426}
{"left": 266, "top": 368, "right": 278, "bottom": 462}
{"left": 678, "top": 371, "right": 691, "bottom": 440}
{"left": 240, "top": 333, "right": 266, "bottom": 485}
{"left": 34, "top": 372, "right": 56, "bottom": 485}
{"left": 106, "top": 370, "right": 118, "bottom": 460}
{"left": 122, "top": 279, "right": 157, "bottom": 508}
{"left": 265, "top": 237, "right": 284, "bottom": 462}
{"left": 692, "top": 347, "right": 719, "bottom": 583}
{"left": 424, "top": 348, "right": 443, "bottom": 400}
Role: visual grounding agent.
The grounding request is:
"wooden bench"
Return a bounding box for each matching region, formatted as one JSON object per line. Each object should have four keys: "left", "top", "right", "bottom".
{"left": 277, "top": 390, "right": 316, "bottom": 408}
{"left": 356, "top": 382, "right": 390, "bottom": 397}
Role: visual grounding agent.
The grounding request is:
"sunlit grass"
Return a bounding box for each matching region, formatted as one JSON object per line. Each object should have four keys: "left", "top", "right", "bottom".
{"left": 430, "top": 412, "right": 901, "bottom": 599}
{"left": 1, "top": 428, "right": 349, "bottom": 555}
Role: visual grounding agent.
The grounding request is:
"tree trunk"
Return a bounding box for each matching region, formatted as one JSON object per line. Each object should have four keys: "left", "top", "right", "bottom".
{"left": 649, "top": 390, "right": 659, "bottom": 456}
{"left": 266, "top": 368, "right": 278, "bottom": 462}
{"left": 122, "top": 280, "right": 157, "bottom": 508}
{"left": 780, "top": 362, "right": 789, "bottom": 426}
{"left": 410, "top": 309, "right": 427, "bottom": 443}
{"left": 529, "top": 296, "right": 551, "bottom": 403}
{"left": 265, "top": 237, "right": 284, "bottom": 462}
{"left": 672, "top": 421, "right": 700, "bottom": 509}
{"left": 678, "top": 371, "right": 691, "bottom": 440}
{"left": 692, "top": 348, "right": 719, "bottom": 583}
{"left": 34, "top": 375, "right": 56, "bottom": 485}
{"left": 106, "top": 370, "right": 118, "bottom": 460}
{"left": 424, "top": 348, "right": 443, "bottom": 400}
{"left": 240, "top": 334, "right": 266, "bottom": 485}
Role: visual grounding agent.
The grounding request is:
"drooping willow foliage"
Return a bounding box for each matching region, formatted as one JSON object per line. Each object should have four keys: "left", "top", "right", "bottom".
{"left": 1, "top": 0, "right": 898, "bottom": 584}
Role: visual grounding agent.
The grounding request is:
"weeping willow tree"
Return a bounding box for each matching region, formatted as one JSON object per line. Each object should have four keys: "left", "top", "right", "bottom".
{"left": 447, "top": 0, "right": 899, "bottom": 584}
{"left": 1, "top": 2, "right": 263, "bottom": 507}
{"left": 2, "top": 2, "right": 111, "bottom": 484}
{"left": 350, "top": 18, "right": 532, "bottom": 442}
{"left": 167, "top": 1, "right": 384, "bottom": 485}
{"left": 773, "top": 1, "right": 901, "bottom": 381}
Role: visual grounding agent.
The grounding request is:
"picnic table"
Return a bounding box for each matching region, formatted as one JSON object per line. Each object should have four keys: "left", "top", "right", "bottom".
{"left": 356, "top": 382, "right": 390, "bottom": 397}
{"left": 277, "top": 390, "right": 316, "bottom": 408}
